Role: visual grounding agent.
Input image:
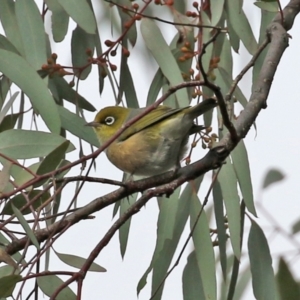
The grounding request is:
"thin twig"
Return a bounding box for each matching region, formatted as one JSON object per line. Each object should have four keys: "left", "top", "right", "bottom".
{"left": 226, "top": 38, "right": 270, "bottom": 101}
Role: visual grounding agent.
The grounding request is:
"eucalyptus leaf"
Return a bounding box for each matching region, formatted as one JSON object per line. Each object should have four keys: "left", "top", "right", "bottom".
{"left": 217, "top": 158, "right": 241, "bottom": 259}
{"left": 2, "top": 190, "right": 51, "bottom": 215}
{"left": 45, "top": 0, "right": 69, "bottom": 42}
{"left": 0, "top": 0, "right": 25, "bottom": 55}
{"left": 37, "top": 275, "right": 76, "bottom": 300}
{"left": 248, "top": 219, "right": 276, "bottom": 300}
{"left": 71, "top": 26, "right": 95, "bottom": 79}
{"left": 15, "top": 0, "right": 47, "bottom": 70}
{"left": 57, "top": 0, "right": 96, "bottom": 34}
{"left": 55, "top": 251, "right": 106, "bottom": 272}
{"left": 141, "top": 19, "right": 189, "bottom": 107}
{"left": 0, "top": 50, "right": 61, "bottom": 133}
{"left": 11, "top": 204, "right": 40, "bottom": 250}
{"left": 0, "top": 129, "right": 74, "bottom": 159}
{"left": 262, "top": 168, "right": 285, "bottom": 189}
{"left": 0, "top": 274, "right": 22, "bottom": 298}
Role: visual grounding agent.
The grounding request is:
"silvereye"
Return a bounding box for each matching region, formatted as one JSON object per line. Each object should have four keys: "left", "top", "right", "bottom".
{"left": 87, "top": 98, "right": 217, "bottom": 176}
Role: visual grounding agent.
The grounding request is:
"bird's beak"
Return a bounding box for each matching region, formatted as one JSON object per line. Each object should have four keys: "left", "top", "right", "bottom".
{"left": 85, "top": 121, "right": 99, "bottom": 128}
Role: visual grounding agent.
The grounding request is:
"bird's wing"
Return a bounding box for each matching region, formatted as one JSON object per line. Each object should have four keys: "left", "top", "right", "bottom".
{"left": 119, "top": 106, "right": 187, "bottom": 142}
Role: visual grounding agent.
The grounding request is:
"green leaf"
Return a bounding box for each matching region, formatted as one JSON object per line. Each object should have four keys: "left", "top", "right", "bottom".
{"left": 217, "top": 158, "right": 241, "bottom": 259}
{"left": 115, "top": 0, "right": 137, "bottom": 46}
{"left": 210, "top": 0, "right": 225, "bottom": 26}
{"left": 232, "top": 263, "right": 252, "bottom": 300}
{"left": 262, "top": 168, "right": 285, "bottom": 189}
{"left": 0, "top": 0, "right": 25, "bottom": 55}
{"left": 49, "top": 76, "right": 96, "bottom": 111}
{"left": 71, "top": 26, "right": 95, "bottom": 79}
{"left": 137, "top": 180, "right": 195, "bottom": 296}
{"left": 12, "top": 204, "right": 40, "bottom": 250}
{"left": 0, "top": 34, "right": 20, "bottom": 54}
{"left": 45, "top": 0, "right": 69, "bottom": 42}
{"left": 0, "top": 265, "right": 19, "bottom": 278}
{"left": 0, "top": 129, "right": 74, "bottom": 159}
{"left": 292, "top": 218, "right": 300, "bottom": 234}
{"left": 0, "top": 163, "right": 11, "bottom": 194}
{"left": 119, "top": 53, "right": 139, "bottom": 108}
{"left": 55, "top": 251, "right": 106, "bottom": 272}
{"left": 254, "top": 1, "right": 279, "bottom": 12}
{"left": 58, "top": 106, "right": 99, "bottom": 146}
{"left": 0, "top": 75, "right": 12, "bottom": 110}
{"left": 37, "top": 275, "right": 76, "bottom": 300}
{"left": 0, "top": 113, "right": 20, "bottom": 132}
{"left": 190, "top": 196, "right": 216, "bottom": 300}
{"left": 218, "top": 36, "right": 233, "bottom": 78}
{"left": 15, "top": 0, "right": 47, "bottom": 70}
{"left": 217, "top": 67, "right": 248, "bottom": 108}
{"left": 11, "top": 162, "right": 40, "bottom": 190}
{"left": 2, "top": 190, "right": 51, "bottom": 215}
{"left": 0, "top": 50, "right": 61, "bottom": 133}
{"left": 57, "top": 0, "right": 96, "bottom": 34}
{"left": 200, "top": 10, "right": 214, "bottom": 74}
{"left": 213, "top": 181, "right": 227, "bottom": 279}
{"left": 182, "top": 251, "right": 205, "bottom": 300}
{"left": 147, "top": 69, "right": 164, "bottom": 106}
{"left": 253, "top": 10, "right": 275, "bottom": 85}
{"left": 34, "top": 141, "right": 70, "bottom": 187}
{"left": 0, "top": 274, "right": 22, "bottom": 298}
{"left": 150, "top": 179, "right": 202, "bottom": 298}
{"left": 0, "top": 92, "right": 19, "bottom": 125}
{"left": 141, "top": 19, "right": 189, "bottom": 107}
{"left": 225, "top": 0, "right": 258, "bottom": 55}
{"left": 119, "top": 193, "right": 137, "bottom": 258}
{"left": 248, "top": 219, "right": 276, "bottom": 300}
{"left": 231, "top": 140, "right": 257, "bottom": 216}
{"left": 276, "top": 257, "right": 300, "bottom": 300}
{"left": 0, "top": 232, "right": 26, "bottom": 264}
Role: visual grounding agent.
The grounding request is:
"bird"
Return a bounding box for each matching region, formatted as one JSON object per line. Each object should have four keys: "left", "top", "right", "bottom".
{"left": 86, "top": 98, "right": 217, "bottom": 176}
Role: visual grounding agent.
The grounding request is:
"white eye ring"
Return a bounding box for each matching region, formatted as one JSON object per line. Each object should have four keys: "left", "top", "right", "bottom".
{"left": 105, "top": 116, "right": 115, "bottom": 125}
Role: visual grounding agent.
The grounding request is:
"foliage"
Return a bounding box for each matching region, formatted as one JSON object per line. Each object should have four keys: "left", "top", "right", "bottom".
{"left": 0, "top": 0, "right": 299, "bottom": 299}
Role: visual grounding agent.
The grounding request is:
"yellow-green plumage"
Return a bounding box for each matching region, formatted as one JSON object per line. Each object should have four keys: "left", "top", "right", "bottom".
{"left": 87, "top": 98, "right": 217, "bottom": 176}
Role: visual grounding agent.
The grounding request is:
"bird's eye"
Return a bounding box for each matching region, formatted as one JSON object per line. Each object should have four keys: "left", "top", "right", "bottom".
{"left": 104, "top": 116, "right": 115, "bottom": 125}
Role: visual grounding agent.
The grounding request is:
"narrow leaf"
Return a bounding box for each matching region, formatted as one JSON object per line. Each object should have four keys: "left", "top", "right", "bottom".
{"left": 15, "top": 0, "right": 47, "bottom": 69}
{"left": 71, "top": 26, "right": 95, "bottom": 79}
{"left": 2, "top": 190, "right": 51, "bottom": 215}
{"left": 49, "top": 76, "right": 96, "bottom": 112}
{"left": 182, "top": 251, "right": 205, "bottom": 300}
{"left": 0, "top": 129, "right": 74, "bottom": 159}
{"left": 0, "top": 0, "right": 25, "bottom": 55}
{"left": 217, "top": 159, "right": 241, "bottom": 259}
{"left": 213, "top": 181, "right": 227, "bottom": 279}
{"left": 190, "top": 195, "right": 216, "bottom": 300}
{"left": 231, "top": 140, "right": 257, "bottom": 216}
{"left": 55, "top": 251, "right": 106, "bottom": 272}
{"left": 225, "top": 0, "right": 258, "bottom": 55}
{"left": 0, "top": 50, "right": 61, "bottom": 133}
{"left": 0, "top": 92, "right": 19, "bottom": 124}
{"left": 141, "top": 19, "right": 189, "bottom": 107}
{"left": 57, "top": 0, "right": 96, "bottom": 34}
{"left": 0, "top": 274, "right": 22, "bottom": 298}
{"left": 12, "top": 204, "right": 40, "bottom": 250}
{"left": 37, "top": 275, "right": 76, "bottom": 300}
{"left": 262, "top": 168, "right": 285, "bottom": 189}
{"left": 248, "top": 219, "right": 276, "bottom": 300}
{"left": 45, "top": 0, "right": 69, "bottom": 42}
{"left": 119, "top": 193, "right": 137, "bottom": 258}
{"left": 58, "top": 106, "right": 99, "bottom": 146}
{"left": 276, "top": 257, "right": 300, "bottom": 300}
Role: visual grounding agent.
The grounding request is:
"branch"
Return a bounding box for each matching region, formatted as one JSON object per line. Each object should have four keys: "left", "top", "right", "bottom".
{"left": 4, "top": 0, "right": 300, "bottom": 271}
